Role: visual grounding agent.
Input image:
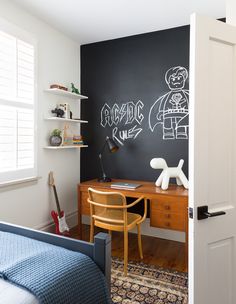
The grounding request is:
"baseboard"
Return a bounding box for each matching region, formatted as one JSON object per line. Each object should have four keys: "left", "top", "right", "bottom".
{"left": 82, "top": 215, "right": 185, "bottom": 243}
{"left": 35, "top": 210, "right": 78, "bottom": 233}
{"left": 36, "top": 212, "right": 185, "bottom": 243}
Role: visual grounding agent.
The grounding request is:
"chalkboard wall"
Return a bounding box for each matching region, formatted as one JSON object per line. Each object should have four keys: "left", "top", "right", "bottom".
{"left": 81, "top": 25, "right": 190, "bottom": 182}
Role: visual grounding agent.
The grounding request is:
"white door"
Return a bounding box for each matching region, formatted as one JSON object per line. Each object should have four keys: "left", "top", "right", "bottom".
{"left": 189, "top": 14, "right": 236, "bottom": 304}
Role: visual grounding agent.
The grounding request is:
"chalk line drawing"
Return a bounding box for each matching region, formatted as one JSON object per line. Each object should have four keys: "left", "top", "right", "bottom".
{"left": 149, "top": 66, "right": 189, "bottom": 140}
{"left": 101, "top": 103, "right": 113, "bottom": 127}
{"left": 112, "top": 125, "right": 143, "bottom": 146}
{"left": 100, "top": 100, "right": 144, "bottom": 128}
{"left": 100, "top": 100, "right": 144, "bottom": 145}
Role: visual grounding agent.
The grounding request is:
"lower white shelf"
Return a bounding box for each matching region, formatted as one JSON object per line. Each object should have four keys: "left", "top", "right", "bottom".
{"left": 44, "top": 117, "right": 88, "bottom": 123}
{"left": 44, "top": 145, "right": 88, "bottom": 149}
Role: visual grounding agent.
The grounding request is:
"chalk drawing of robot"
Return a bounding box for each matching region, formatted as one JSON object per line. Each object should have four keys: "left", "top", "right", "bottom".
{"left": 149, "top": 66, "right": 189, "bottom": 140}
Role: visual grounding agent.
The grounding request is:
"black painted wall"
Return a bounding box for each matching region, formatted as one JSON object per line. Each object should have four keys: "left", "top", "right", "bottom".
{"left": 81, "top": 25, "right": 190, "bottom": 182}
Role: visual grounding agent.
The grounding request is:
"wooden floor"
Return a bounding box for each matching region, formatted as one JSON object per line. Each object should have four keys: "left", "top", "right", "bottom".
{"left": 71, "top": 225, "right": 187, "bottom": 273}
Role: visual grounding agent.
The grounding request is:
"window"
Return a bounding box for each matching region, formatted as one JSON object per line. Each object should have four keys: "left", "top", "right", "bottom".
{"left": 0, "top": 25, "right": 37, "bottom": 184}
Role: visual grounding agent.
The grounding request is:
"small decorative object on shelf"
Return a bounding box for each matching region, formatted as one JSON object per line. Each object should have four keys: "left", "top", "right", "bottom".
{"left": 51, "top": 107, "right": 64, "bottom": 118}
{"left": 150, "top": 158, "right": 189, "bottom": 190}
{"left": 59, "top": 103, "right": 70, "bottom": 119}
{"left": 49, "top": 129, "right": 62, "bottom": 146}
{"left": 62, "top": 124, "right": 73, "bottom": 146}
{"left": 51, "top": 104, "right": 73, "bottom": 119}
{"left": 50, "top": 84, "right": 68, "bottom": 91}
{"left": 71, "top": 83, "right": 80, "bottom": 95}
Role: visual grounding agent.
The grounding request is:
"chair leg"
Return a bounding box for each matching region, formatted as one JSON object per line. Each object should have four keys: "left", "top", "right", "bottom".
{"left": 90, "top": 218, "right": 94, "bottom": 243}
{"left": 137, "top": 224, "right": 143, "bottom": 259}
{"left": 124, "top": 230, "right": 128, "bottom": 276}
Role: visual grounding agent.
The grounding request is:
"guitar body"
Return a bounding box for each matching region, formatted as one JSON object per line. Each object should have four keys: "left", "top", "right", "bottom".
{"left": 49, "top": 171, "right": 70, "bottom": 236}
{"left": 51, "top": 210, "right": 70, "bottom": 236}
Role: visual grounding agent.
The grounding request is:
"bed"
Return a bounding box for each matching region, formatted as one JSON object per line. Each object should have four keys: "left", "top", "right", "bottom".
{"left": 0, "top": 221, "right": 111, "bottom": 304}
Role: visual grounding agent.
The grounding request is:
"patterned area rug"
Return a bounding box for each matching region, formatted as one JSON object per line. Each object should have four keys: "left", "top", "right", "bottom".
{"left": 111, "top": 258, "right": 188, "bottom": 304}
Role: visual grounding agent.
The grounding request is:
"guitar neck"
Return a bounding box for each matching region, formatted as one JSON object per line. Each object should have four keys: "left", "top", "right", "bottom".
{"left": 52, "top": 185, "right": 62, "bottom": 216}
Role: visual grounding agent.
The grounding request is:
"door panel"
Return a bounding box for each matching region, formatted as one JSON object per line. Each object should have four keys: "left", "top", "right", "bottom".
{"left": 207, "top": 39, "right": 233, "bottom": 207}
{"left": 208, "top": 238, "right": 233, "bottom": 304}
{"left": 189, "top": 14, "right": 236, "bottom": 304}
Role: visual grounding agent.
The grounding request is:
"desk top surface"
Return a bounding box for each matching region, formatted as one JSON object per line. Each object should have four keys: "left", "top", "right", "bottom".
{"left": 79, "top": 179, "right": 188, "bottom": 197}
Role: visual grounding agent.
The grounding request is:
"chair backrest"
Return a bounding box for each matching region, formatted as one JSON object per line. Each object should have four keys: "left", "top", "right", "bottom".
{"left": 88, "top": 187, "right": 127, "bottom": 225}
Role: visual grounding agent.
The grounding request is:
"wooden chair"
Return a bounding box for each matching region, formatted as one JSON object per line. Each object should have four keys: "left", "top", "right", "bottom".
{"left": 87, "top": 187, "right": 147, "bottom": 275}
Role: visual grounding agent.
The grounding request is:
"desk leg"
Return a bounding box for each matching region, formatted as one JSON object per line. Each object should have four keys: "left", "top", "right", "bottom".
{"left": 77, "top": 186, "right": 82, "bottom": 239}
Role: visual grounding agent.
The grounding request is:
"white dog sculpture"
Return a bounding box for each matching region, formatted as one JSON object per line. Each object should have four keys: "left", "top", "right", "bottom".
{"left": 150, "top": 158, "right": 189, "bottom": 190}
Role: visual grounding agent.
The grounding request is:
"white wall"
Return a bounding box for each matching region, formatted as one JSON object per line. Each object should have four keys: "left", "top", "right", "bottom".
{"left": 226, "top": 0, "right": 236, "bottom": 25}
{"left": 0, "top": 0, "right": 81, "bottom": 230}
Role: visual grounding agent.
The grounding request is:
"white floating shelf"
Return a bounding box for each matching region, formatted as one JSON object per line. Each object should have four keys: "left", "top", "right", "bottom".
{"left": 44, "top": 117, "right": 88, "bottom": 123}
{"left": 44, "top": 145, "right": 88, "bottom": 149}
{"left": 45, "top": 88, "right": 88, "bottom": 100}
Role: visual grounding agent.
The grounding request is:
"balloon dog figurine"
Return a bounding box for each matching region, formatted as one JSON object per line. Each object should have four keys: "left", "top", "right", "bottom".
{"left": 150, "top": 158, "right": 188, "bottom": 190}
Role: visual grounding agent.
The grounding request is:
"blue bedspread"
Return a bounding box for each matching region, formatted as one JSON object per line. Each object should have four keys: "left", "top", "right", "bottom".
{"left": 0, "top": 231, "right": 111, "bottom": 304}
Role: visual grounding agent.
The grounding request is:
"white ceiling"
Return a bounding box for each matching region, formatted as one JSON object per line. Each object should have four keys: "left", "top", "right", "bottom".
{"left": 12, "top": 0, "right": 225, "bottom": 44}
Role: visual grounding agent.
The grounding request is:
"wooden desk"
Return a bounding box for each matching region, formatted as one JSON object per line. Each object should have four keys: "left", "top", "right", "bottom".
{"left": 78, "top": 179, "right": 188, "bottom": 264}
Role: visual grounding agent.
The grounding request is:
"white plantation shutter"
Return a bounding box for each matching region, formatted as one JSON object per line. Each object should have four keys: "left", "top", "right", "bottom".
{"left": 0, "top": 28, "right": 36, "bottom": 184}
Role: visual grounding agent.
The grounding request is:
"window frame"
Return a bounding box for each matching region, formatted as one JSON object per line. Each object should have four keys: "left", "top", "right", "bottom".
{"left": 0, "top": 18, "right": 38, "bottom": 186}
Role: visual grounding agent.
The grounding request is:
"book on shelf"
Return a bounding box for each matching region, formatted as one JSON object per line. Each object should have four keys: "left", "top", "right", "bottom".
{"left": 73, "top": 142, "right": 84, "bottom": 145}
{"left": 73, "top": 135, "right": 84, "bottom": 145}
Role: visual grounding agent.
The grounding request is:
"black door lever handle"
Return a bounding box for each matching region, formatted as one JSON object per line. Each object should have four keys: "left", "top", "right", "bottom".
{"left": 197, "top": 205, "right": 226, "bottom": 220}
{"left": 205, "top": 211, "right": 226, "bottom": 217}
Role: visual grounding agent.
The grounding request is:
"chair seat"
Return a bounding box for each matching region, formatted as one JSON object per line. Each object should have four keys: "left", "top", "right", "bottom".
{"left": 94, "top": 210, "right": 142, "bottom": 231}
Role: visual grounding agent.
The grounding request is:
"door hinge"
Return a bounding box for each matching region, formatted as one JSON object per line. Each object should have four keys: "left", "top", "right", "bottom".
{"left": 189, "top": 207, "right": 193, "bottom": 219}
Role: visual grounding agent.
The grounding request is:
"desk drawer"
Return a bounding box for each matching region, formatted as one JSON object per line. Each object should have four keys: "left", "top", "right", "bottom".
{"left": 151, "top": 196, "right": 187, "bottom": 213}
{"left": 150, "top": 210, "right": 185, "bottom": 231}
{"left": 81, "top": 192, "right": 90, "bottom": 215}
